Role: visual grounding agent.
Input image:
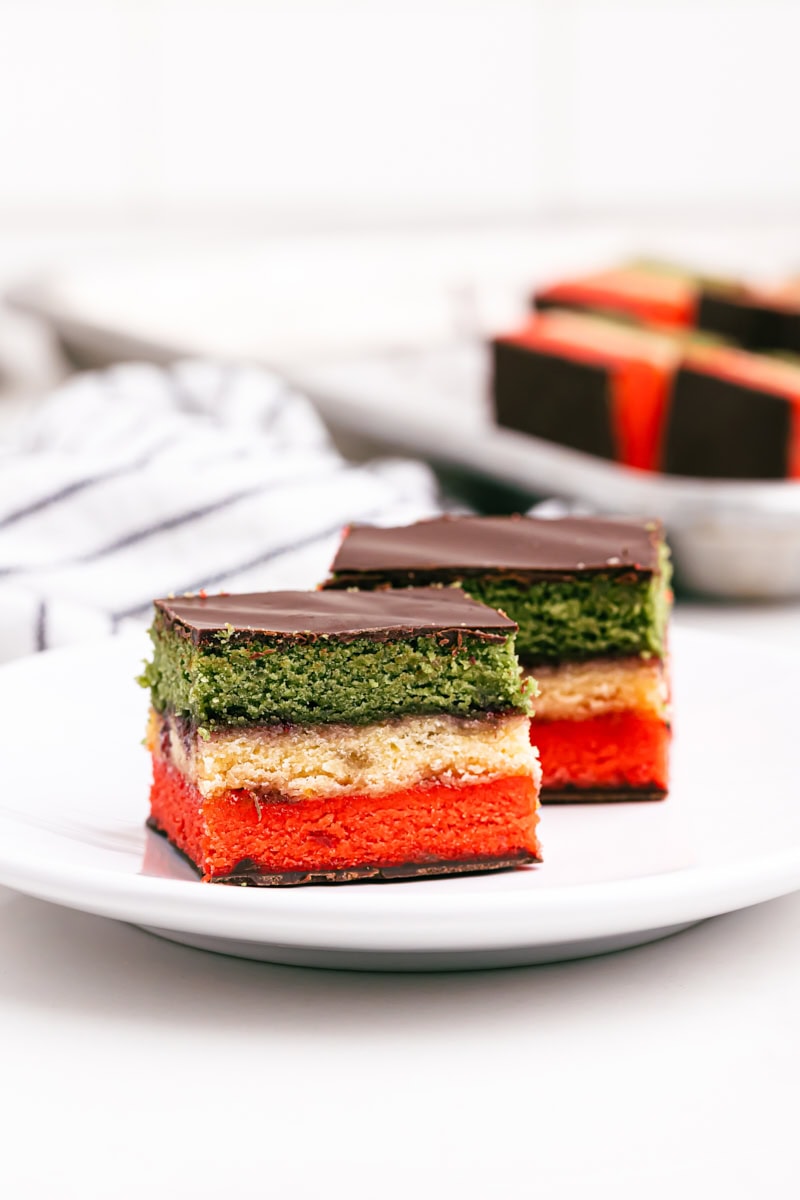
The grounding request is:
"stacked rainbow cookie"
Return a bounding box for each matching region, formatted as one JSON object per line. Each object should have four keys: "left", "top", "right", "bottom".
{"left": 325, "top": 515, "right": 672, "bottom": 801}
{"left": 141, "top": 587, "right": 541, "bottom": 884}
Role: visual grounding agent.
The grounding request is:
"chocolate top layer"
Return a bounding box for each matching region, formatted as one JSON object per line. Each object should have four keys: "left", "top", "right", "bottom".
{"left": 154, "top": 587, "right": 517, "bottom": 644}
{"left": 328, "top": 516, "right": 663, "bottom": 582}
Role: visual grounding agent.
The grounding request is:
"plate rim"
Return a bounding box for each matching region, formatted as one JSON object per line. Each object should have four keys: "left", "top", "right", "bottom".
{"left": 0, "top": 833, "right": 798, "bottom": 953}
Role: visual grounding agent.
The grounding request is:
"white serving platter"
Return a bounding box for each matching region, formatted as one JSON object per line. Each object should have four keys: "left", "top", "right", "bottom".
{"left": 9, "top": 227, "right": 800, "bottom": 598}
{"left": 292, "top": 343, "right": 800, "bottom": 599}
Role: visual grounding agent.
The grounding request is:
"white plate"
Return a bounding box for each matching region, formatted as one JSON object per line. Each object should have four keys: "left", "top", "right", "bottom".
{"left": 0, "top": 626, "right": 798, "bottom": 971}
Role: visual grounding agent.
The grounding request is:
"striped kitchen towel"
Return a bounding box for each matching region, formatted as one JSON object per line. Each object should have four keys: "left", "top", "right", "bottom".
{"left": 0, "top": 360, "right": 441, "bottom": 663}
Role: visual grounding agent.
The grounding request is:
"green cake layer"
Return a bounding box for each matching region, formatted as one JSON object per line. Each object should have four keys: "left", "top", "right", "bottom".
{"left": 461, "top": 546, "right": 670, "bottom": 662}
{"left": 140, "top": 624, "right": 534, "bottom": 731}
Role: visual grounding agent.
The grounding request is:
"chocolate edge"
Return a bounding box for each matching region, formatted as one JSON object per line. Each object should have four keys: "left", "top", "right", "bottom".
{"left": 540, "top": 786, "right": 668, "bottom": 803}
{"left": 663, "top": 367, "right": 791, "bottom": 478}
{"left": 492, "top": 339, "right": 617, "bottom": 460}
{"left": 325, "top": 516, "right": 664, "bottom": 584}
{"left": 325, "top": 565, "right": 655, "bottom": 590}
{"left": 152, "top": 602, "right": 516, "bottom": 647}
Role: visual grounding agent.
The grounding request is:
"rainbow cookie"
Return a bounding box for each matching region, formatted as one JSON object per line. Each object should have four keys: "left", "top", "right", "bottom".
{"left": 492, "top": 309, "right": 681, "bottom": 470}
{"left": 140, "top": 588, "right": 541, "bottom": 883}
{"left": 325, "top": 515, "right": 672, "bottom": 802}
{"left": 663, "top": 342, "right": 800, "bottom": 479}
{"left": 532, "top": 261, "right": 800, "bottom": 353}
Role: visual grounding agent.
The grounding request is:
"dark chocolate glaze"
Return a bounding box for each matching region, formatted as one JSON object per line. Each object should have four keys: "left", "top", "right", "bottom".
{"left": 145, "top": 820, "right": 539, "bottom": 884}
{"left": 154, "top": 586, "right": 517, "bottom": 645}
{"left": 215, "top": 850, "right": 539, "bottom": 885}
{"left": 696, "top": 288, "right": 787, "bottom": 352}
{"left": 662, "top": 367, "right": 791, "bottom": 479}
{"left": 778, "top": 310, "right": 800, "bottom": 355}
{"left": 326, "top": 515, "right": 662, "bottom": 587}
{"left": 492, "top": 339, "right": 616, "bottom": 460}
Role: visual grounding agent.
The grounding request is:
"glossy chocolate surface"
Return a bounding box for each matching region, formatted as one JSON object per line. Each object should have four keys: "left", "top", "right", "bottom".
{"left": 328, "top": 515, "right": 662, "bottom": 584}
{"left": 154, "top": 586, "right": 517, "bottom": 644}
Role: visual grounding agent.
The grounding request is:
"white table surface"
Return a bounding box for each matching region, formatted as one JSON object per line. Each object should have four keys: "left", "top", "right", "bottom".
{"left": 1, "top": 605, "right": 797, "bottom": 1200}
{"left": 0, "top": 228, "right": 798, "bottom": 1198}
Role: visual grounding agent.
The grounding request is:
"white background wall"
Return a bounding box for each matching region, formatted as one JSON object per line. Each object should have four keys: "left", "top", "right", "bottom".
{"left": 1, "top": 0, "right": 799, "bottom": 229}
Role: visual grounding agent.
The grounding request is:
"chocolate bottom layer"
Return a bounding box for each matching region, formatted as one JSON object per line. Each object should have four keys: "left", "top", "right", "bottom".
{"left": 663, "top": 367, "right": 791, "bottom": 478}
{"left": 492, "top": 338, "right": 615, "bottom": 459}
{"left": 146, "top": 818, "right": 538, "bottom": 885}
{"left": 540, "top": 786, "right": 668, "bottom": 803}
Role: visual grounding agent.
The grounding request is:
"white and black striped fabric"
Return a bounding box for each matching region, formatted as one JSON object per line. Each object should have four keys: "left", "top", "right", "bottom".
{"left": 0, "top": 361, "right": 441, "bottom": 663}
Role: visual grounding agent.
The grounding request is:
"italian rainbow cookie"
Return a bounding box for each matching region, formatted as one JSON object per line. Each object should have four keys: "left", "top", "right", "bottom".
{"left": 492, "top": 309, "right": 682, "bottom": 470}
{"left": 325, "top": 515, "right": 672, "bottom": 802}
{"left": 532, "top": 261, "right": 800, "bottom": 352}
{"left": 491, "top": 308, "right": 800, "bottom": 479}
{"left": 140, "top": 588, "right": 541, "bottom": 884}
{"left": 662, "top": 342, "right": 800, "bottom": 479}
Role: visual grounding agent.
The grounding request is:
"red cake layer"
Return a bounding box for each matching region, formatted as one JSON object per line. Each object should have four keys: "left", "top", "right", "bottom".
{"left": 532, "top": 712, "right": 670, "bottom": 797}
{"left": 148, "top": 755, "right": 541, "bottom": 882}
{"left": 609, "top": 357, "right": 672, "bottom": 471}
